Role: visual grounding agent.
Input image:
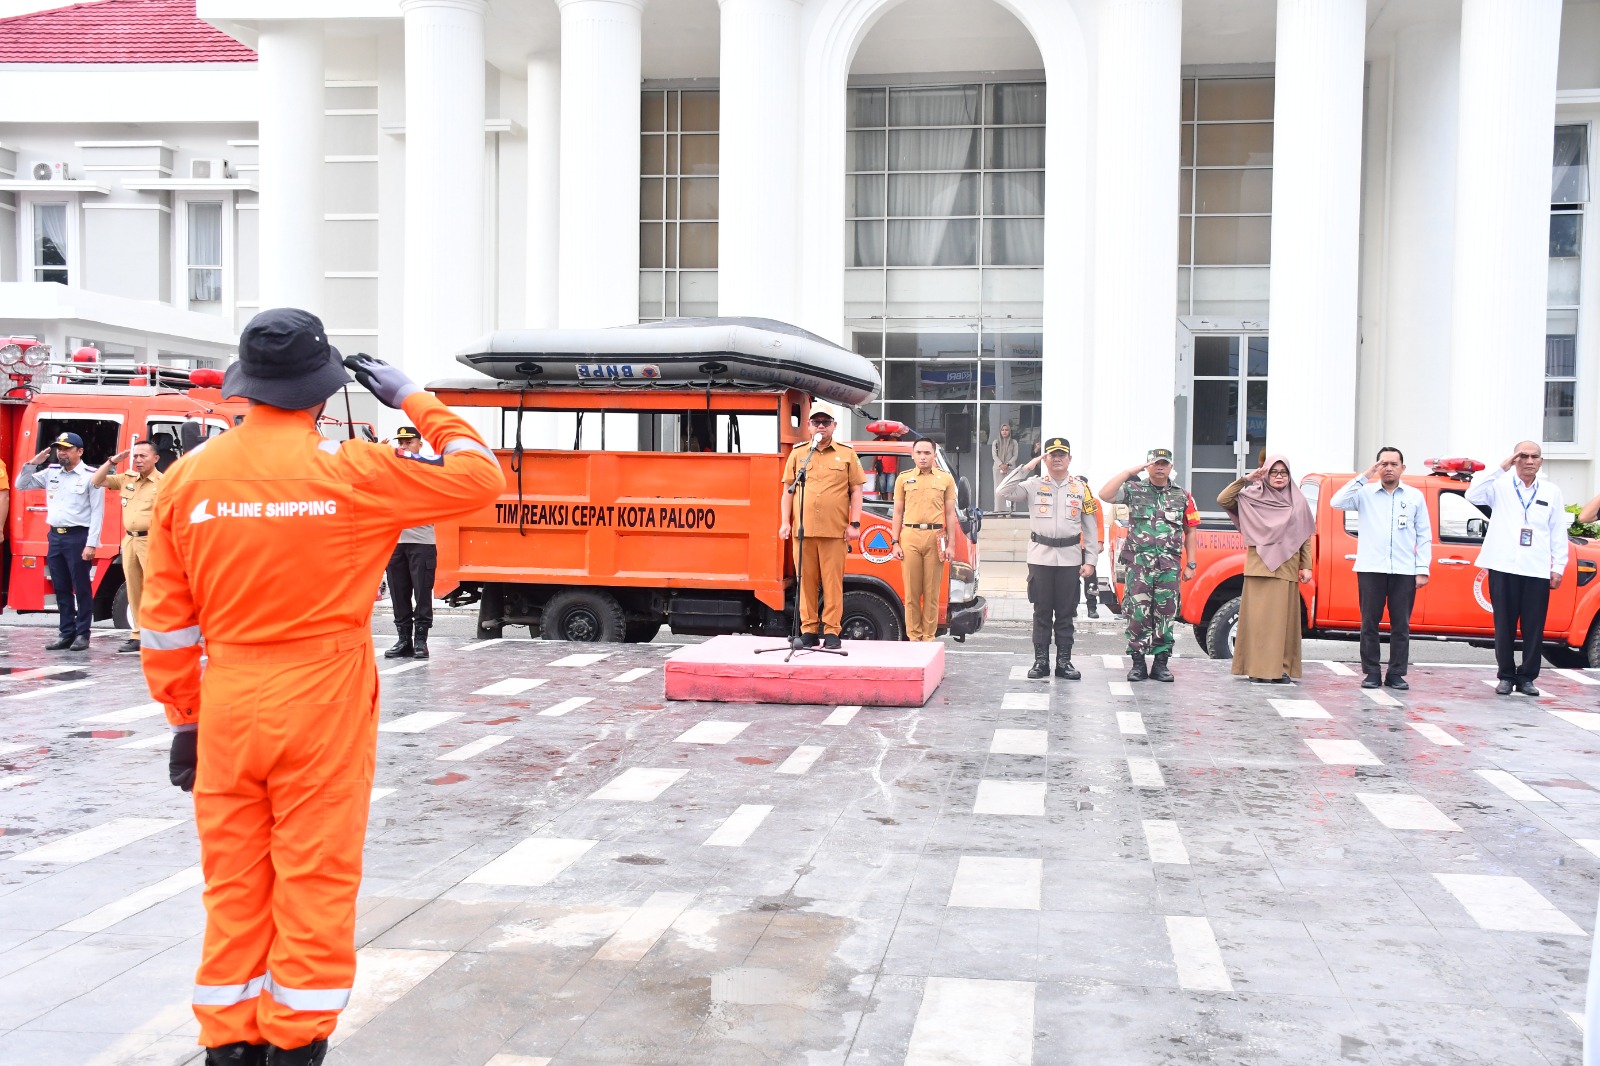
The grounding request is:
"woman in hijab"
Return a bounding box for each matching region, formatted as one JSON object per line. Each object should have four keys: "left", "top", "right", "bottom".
{"left": 1219, "top": 456, "right": 1316, "bottom": 682}
{"left": 992, "top": 422, "right": 1018, "bottom": 510}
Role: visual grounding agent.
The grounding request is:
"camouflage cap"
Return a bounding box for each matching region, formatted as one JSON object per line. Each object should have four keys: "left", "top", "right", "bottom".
{"left": 1145, "top": 447, "right": 1174, "bottom": 464}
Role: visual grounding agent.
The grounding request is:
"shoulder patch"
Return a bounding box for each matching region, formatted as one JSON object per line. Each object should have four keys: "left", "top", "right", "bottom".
{"left": 318, "top": 439, "right": 342, "bottom": 455}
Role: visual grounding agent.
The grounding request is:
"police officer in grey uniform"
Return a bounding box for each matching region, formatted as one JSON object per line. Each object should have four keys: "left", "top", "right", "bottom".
{"left": 383, "top": 427, "right": 438, "bottom": 660}
{"left": 996, "top": 436, "right": 1101, "bottom": 680}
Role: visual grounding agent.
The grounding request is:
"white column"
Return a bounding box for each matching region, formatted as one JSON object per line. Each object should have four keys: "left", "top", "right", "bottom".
{"left": 1265, "top": 0, "right": 1365, "bottom": 474}
{"left": 558, "top": 0, "right": 644, "bottom": 328}
{"left": 526, "top": 50, "right": 561, "bottom": 329}
{"left": 400, "top": 0, "right": 487, "bottom": 384}
{"left": 256, "top": 21, "right": 325, "bottom": 313}
{"left": 1380, "top": 22, "right": 1460, "bottom": 456}
{"left": 716, "top": 0, "right": 801, "bottom": 322}
{"left": 1088, "top": 0, "right": 1182, "bottom": 478}
{"left": 1449, "top": 0, "right": 1562, "bottom": 462}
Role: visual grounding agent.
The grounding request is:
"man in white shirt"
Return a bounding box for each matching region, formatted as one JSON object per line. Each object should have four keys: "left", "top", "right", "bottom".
{"left": 1465, "top": 441, "right": 1569, "bottom": 696}
{"left": 1330, "top": 447, "right": 1431, "bottom": 691}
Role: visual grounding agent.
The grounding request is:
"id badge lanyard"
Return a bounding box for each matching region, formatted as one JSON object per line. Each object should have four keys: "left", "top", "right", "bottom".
{"left": 1513, "top": 478, "right": 1537, "bottom": 547}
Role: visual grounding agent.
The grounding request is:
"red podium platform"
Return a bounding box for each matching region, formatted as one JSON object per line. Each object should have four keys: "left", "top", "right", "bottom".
{"left": 664, "top": 635, "right": 945, "bottom": 706}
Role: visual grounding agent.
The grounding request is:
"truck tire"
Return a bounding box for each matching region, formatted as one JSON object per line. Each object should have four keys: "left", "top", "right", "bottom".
{"left": 1192, "top": 623, "right": 1209, "bottom": 653}
{"left": 541, "top": 589, "right": 626, "bottom": 643}
{"left": 625, "top": 621, "right": 662, "bottom": 643}
{"left": 840, "top": 589, "right": 904, "bottom": 642}
{"left": 1204, "top": 597, "right": 1241, "bottom": 660}
{"left": 1588, "top": 623, "right": 1600, "bottom": 669}
{"left": 1543, "top": 645, "right": 1588, "bottom": 669}
{"left": 111, "top": 583, "right": 129, "bottom": 631}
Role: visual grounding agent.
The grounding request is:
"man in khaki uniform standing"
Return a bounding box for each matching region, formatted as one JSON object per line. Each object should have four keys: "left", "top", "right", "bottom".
{"left": 779, "top": 409, "right": 865, "bottom": 649}
{"left": 891, "top": 438, "right": 957, "bottom": 641}
{"left": 92, "top": 439, "right": 163, "bottom": 653}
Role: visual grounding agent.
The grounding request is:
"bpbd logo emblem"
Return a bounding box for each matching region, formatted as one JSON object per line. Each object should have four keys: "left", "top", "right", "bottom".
{"left": 859, "top": 525, "right": 896, "bottom": 565}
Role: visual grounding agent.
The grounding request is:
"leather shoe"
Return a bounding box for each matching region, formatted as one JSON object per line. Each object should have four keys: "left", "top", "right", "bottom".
{"left": 1055, "top": 660, "right": 1080, "bottom": 680}
{"left": 267, "top": 1040, "right": 327, "bottom": 1065}
{"left": 69, "top": 635, "right": 89, "bottom": 651}
{"left": 799, "top": 632, "right": 819, "bottom": 648}
{"left": 1495, "top": 679, "right": 1514, "bottom": 696}
{"left": 1026, "top": 657, "right": 1050, "bottom": 680}
{"left": 1385, "top": 676, "right": 1409, "bottom": 691}
{"left": 206, "top": 1043, "right": 267, "bottom": 1065}
{"left": 1126, "top": 654, "right": 1148, "bottom": 682}
{"left": 1516, "top": 679, "right": 1541, "bottom": 697}
{"left": 118, "top": 638, "right": 141, "bottom": 654}
{"left": 823, "top": 633, "right": 842, "bottom": 650}
{"left": 1360, "top": 674, "right": 1381, "bottom": 689}
{"left": 1150, "top": 654, "right": 1175, "bottom": 683}
{"left": 44, "top": 636, "right": 73, "bottom": 651}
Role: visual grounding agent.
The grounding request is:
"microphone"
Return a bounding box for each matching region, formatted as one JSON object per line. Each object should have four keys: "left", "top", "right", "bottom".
{"left": 810, "top": 432, "right": 822, "bottom": 448}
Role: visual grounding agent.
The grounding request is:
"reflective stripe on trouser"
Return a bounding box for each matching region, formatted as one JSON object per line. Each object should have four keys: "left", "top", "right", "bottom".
{"left": 900, "top": 528, "right": 942, "bottom": 641}
{"left": 122, "top": 533, "right": 149, "bottom": 640}
{"left": 192, "top": 628, "right": 377, "bottom": 1048}
{"left": 794, "top": 536, "right": 847, "bottom": 635}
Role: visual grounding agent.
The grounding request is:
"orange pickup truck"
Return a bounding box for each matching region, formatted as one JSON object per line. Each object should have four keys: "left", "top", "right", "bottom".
{"left": 1109, "top": 460, "right": 1600, "bottom": 666}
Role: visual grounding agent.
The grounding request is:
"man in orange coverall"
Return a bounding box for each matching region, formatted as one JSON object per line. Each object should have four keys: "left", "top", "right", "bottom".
{"left": 139, "top": 308, "right": 503, "bottom": 1065}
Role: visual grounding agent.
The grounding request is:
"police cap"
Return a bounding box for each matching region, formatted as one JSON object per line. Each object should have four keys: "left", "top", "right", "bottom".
{"left": 1043, "top": 437, "right": 1071, "bottom": 455}
{"left": 394, "top": 426, "right": 421, "bottom": 442}
{"left": 54, "top": 432, "right": 83, "bottom": 448}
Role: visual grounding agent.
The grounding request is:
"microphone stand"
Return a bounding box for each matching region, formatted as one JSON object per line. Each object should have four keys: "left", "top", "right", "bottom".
{"left": 758, "top": 435, "right": 848, "bottom": 662}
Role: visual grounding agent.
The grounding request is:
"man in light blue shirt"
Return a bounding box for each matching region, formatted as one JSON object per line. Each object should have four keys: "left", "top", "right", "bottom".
{"left": 17, "top": 432, "right": 104, "bottom": 650}
{"left": 1330, "top": 446, "right": 1431, "bottom": 690}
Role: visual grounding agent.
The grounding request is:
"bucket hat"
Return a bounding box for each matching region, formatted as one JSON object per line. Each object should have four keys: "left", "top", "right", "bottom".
{"left": 221, "top": 308, "right": 352, "bottom": 409}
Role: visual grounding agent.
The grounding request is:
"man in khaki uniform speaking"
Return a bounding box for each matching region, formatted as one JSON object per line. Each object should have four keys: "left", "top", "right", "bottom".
{"left": 91, "top": 439, "right": 163, "bottom": 653}
{"left": 891, "top": 438, "right": 957, "bottom": 641}
{"left": 779, "top": 409, "right": 865, "bottom": 649}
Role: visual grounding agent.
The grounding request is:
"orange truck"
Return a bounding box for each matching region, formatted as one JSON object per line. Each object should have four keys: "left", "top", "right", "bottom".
{"left": 0, "top": 337, "right": 250, "bottom": 626}
{"left": 1109, "top": 460, "right": 1600, "bottom": 666}
{"left": 426, "top": 382, "right": 987, "bottom": 643}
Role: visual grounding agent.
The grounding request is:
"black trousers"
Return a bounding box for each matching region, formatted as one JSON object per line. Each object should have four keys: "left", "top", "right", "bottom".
{"left": 387, "top": 543, "right": 437, "bottom": 632}
{"left": 1357, "top": 572, "right": 1417, "bottom": 679}
{"left": 46, "top": 527, "right": 94, "bottom": 638}
{"left": 1028, "top": 563, "right": 1080, "bottom": 659}
{"left": 1488, "top": 569, "right": 1550, "bottom": 682}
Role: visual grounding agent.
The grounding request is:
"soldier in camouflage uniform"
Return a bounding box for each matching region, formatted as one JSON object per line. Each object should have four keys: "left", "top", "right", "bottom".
{"left": 1099, "top": 448, "right": 1200, "bottom": 682}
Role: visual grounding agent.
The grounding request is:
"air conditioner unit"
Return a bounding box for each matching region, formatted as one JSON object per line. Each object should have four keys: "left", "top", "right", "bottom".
{"left": 190, "top": 158, "right": 232, "bottom": 180}
{"left": 31, "top": 162, "right": 69, "bottom": 181}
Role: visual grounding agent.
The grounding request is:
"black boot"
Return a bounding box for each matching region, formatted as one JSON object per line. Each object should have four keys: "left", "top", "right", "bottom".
{"left": 384, "top": 624, "right": 413, "bottom": 659}
{"left": 1027, "top": 654, "right": 1050, "bottom": 680}
{"left": 411, "top": 626, "right": 430, "bottom": 660}
{"left": 1055, "top": 656, "right": 1080, "bottom": 680}
{"left": 267, "top": 1040, "right": 327, "bottom": 1066}
{"left": 1127, "top": 654, "right": 1148, "bottom": 682}
{"left": 1150, "top": 653, "right": 1174, "bottom": 683}
{"left": 206, "top": 1044, "right": 267, "bottom": 1065}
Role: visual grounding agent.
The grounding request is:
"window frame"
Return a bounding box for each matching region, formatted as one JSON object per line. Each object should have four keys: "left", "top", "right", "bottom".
{"left": 20, "top": 195, "right": 78, "bottom": 287}
{"left": 1545, "top": 115, "right": 1597, "bottom": 456}
{"left": 175, "top": 193, "right": 235, "bottom": 316}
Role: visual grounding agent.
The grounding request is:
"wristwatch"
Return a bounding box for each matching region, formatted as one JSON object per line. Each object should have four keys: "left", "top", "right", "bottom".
{"left": 849, "top": 521, "right": 861, "bottom": 528}
{"left": 1185, "top": 561, "right": 1197, "bottom": 569}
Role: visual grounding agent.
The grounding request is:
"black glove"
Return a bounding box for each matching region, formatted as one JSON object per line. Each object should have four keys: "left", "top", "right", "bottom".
{"left": 169, "top": 730, "right": 197, "bottom": 792}
{"left": 342, "top": 354, "right": 421, "bottom": 410}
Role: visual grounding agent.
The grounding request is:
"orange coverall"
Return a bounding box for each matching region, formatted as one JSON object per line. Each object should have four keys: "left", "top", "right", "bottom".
{"left": 139, "top": 392, "right": 503, "bottom": 1049}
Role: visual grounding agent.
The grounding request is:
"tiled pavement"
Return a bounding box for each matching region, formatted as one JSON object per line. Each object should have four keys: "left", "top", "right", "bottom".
{"left": 1, "top": 621, "right": 1599, "bottom": 1064}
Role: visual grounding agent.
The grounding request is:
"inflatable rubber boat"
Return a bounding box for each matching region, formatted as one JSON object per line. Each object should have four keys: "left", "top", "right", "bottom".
{"left": 453, "top": 317, "right": 882, "bottom": 407}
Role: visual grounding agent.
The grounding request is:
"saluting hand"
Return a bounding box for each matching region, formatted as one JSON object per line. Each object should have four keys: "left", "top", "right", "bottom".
{"left": 1361, "top": 461, "right": 1381, "bottom": 481}
{"left": 1246, "top": 466, "right": 1268, "bottom": 484}
{"left": 30, "top": 448, "right": 51, "bottom": 465}
{"left": 109, "top": 449, "right": 130, "bottom": 465}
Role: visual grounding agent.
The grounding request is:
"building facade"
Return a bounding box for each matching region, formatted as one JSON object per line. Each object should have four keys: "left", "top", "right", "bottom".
{"left": 1, "top": 0, "right": 1596, "bottom": 509}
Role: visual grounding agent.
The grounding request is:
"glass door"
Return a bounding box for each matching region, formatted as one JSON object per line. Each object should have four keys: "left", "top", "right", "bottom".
{"left": 1186, "top": 333, "right": 1268, "bottom": 518}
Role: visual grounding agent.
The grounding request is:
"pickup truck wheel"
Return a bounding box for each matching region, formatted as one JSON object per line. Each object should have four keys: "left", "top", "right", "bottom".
{"left": 1204, "top": 597, "right": 1241, "bottom": 660}
{"left": 111, "top": 583, "right": 129, "bottom": 631}
{"left": 1585, "top": 623, "right": 1600, "bottom": 669}
{"left": 624, "top": 621, "right": 662, "bottom": 643}
{"left": 840, "top": 590, "right": 904, "bottom": 642}
{"left": 1543, "top": 645, "right": 1588, "bottom": 669}
{"left": 541, "top": 589, "right": 626, "bottom": 643}
{"left": 1191, "top": 623, "right": 1209, "bottom": 653}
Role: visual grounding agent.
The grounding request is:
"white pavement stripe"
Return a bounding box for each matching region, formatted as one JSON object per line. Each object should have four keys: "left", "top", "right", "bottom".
{"left": 611, "top": 668, "right": 653, "bottom": 683}
{"left": 1362, "top": 688, "right": 1402, "bottom": 707}
{"left": 10, "top": 817, "right": 181, "bottom": 863}
{"left": 776, "top": 745, "right": 825, "bottom": 775}
{"left": 437, "top": 735, "right": 512, "bottom": 762}
{"left": 377, "top": 711, "right": 462, "bottom": 733}
{"left": 1316, "top": 660, "right": 1357, "bottom": 676}
{"left": 459, "top": 639, "right": 505, "bottom": 651}
{"left": 1304, "top": 739, "right": 1382, "bottom": 766}
{"left": 1433, "top": 873, "right": 1586, "bottom": 935}
{"left": 823, "top": 704, "right": 861, "bottom": 725}
{"left": 0, "top": 665, "right": 80, "bottom": 682}
{"left": 1166, "top": 915, "right": 1234, "bottom": 992}
{"left": 472, "top": 678, "right": 547, "bottom": 696}
{"left": 1127, "top": 757, "right": 1165, "bottom": 788}
{"left": 675, "top": 721, "right": 750, "bottom": 745}
{"left": 1142, "top": 820, "right": 1190, "bottom": 865}
{"left": 1107, "top": 681, "right": 1134, "bottom": 697}
{"left": 1568, "top": 1011, "right": 1587, "bottom": 1035}
{"left": 329, "top": 947, "right": 455, "bottom": 1048}
{"left": 593, "top": 891, "right": 697, "bottom": 962}
{"left": 1577, "top": 840, "right": 1600, "bottom": 860}
{"left": 119, "top": 734, "right": 171, "bottom": 749}
{"left": 486, "top": 1057, "right": 552, "bottom": 1066}
{"left": 7, "top": 679, "right": 95, "bottom": 701}
{"left": 379, "top": 661, "right": 430, "bottom": 676}
{"left": 589, "top": 768, "right": 687, "bottom": 802}
{"left": 948, "top": 856, "right": 1042, "bottom": 910}
{"left": 0, "top": 741, "right": 29, "bottom": 756}
{"left": 990, "top": 728, "right": 1048, "bottom": 756}
{"left": 0, "top": 775, "right": 35, "bottom": 790}
{"left": 1002, "top": 692, "right": 1049, "bottom": 711}
{"left": 974, "top": 780, "right": 1046, "bottom": 816}
{"left": 1408, "top": 721, "right": 1462, "bottom": 746}
{"left": 704, "top": 804, "right": 772, "bottom": 847}
{"left": 60, "top": 865, "right": 204, "bottom": 932}
{"left": 83, "top": 702, "right": 163, "bottom": 724}
{"left": 369, "top": 788, "right": 396, "bottom": 803}
{"left": 1101, "top": 655, "right": 1124, "bottom": 669}
{"left": 1116, "top": 711, "right": 1146, "bottom": 736}
{"left": 538, "top": 697, "right": 594, "bottom": 718}
{"left": 1548, "top": 709, "right": 1600, "bottom": 732}
{"left": 905, "top": 976, "right": 1035, "bottom": 1066}
{"left": 549, "top": 652, "right": 611, "bottom": 667}
{"left": 1356, "top": 793, "right": 1462, "bottom": 832}
{"left": 1554, "top": 668, "right": 1600, "bottom": 686}
{"left": 1475, "top": 768, "right": 1548, "bottom": 804}
{"left": 1270, "top": 699, "right": 1331, "bottom": 719}
{"left": 465, "top": 837, "right": 597, "bottom": 886}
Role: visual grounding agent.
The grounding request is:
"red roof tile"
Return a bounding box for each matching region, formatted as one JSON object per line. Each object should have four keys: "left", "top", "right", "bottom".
{"left": 0, "top": 0, "right": 256, "bottom": 64}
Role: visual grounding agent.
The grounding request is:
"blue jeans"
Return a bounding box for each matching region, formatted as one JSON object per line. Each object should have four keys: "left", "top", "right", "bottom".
{"left": 46, "top": 527, "right": 94, "bottom": 638}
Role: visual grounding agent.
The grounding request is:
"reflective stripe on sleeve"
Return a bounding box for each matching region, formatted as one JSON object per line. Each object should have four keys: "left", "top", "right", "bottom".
{"left": 142, "top": 625, "right": 202, "bottom": 651}
{"left": 441, "top": 438, "right": 496, "bottom": 461}
{"left": 265, "top": 972, "right": 352, "bottom": 1012}
{"left": 193, "top": 972, "right": 267, "bottom": 1007}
